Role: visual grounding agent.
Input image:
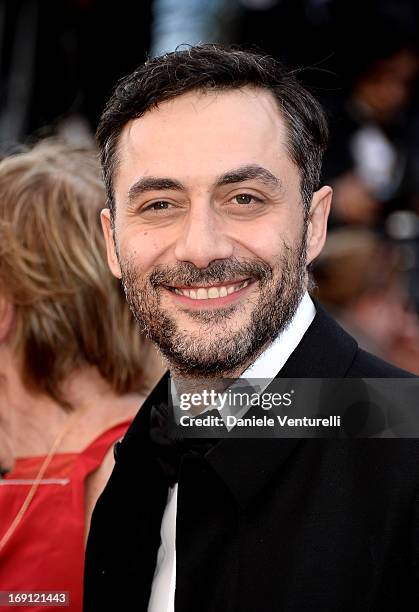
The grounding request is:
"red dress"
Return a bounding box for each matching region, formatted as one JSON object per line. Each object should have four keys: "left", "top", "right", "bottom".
{"left": 0, "top": 421, "right": 131, "bottom": 611}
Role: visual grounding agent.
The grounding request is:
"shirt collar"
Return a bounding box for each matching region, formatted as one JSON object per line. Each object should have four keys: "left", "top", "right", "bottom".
{"left": 119, "top": 301, "right": 359, "bottom": 508}
{"left": 169, "top": 292, "right": 315, "bottom": 426}
{"left": 216, "top": 292, "right": 315, "bottom": 425}
{"left": 205, "top": 303, "right": 360, "bottom": 508}
{"left": 241, "top": 292, "right": 316, "bottom": 380}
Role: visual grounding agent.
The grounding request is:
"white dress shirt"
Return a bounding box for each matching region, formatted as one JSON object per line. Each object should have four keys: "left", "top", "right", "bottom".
{"left": 147, "top": 293, "right": 316, "bottom": 612}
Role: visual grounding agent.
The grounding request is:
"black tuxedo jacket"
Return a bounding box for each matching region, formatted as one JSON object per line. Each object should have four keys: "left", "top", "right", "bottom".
{"left": 84, "top": 306, "right": 419, "bottom": 611}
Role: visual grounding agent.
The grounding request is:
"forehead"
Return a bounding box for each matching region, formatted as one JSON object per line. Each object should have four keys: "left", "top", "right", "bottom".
{"left": 114, "top": 87, "right": 297, "bottom": 196}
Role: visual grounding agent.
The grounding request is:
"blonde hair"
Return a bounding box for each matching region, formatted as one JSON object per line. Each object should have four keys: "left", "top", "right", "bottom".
{"left": 0, "top": 140, "right": 149, "bottom": 408}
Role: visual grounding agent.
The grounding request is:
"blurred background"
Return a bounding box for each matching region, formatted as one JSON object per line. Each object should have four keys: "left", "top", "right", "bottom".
{"left": 1, "top": 0, "right": 419, "bottom": 373}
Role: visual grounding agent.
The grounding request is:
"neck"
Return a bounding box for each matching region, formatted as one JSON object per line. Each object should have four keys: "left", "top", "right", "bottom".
{"left": 0, "top": 348, "right": 142, "bottom": 458}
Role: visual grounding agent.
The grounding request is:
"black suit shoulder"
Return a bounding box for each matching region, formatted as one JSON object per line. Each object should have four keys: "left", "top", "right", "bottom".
{"left": 347, "top": 347, "right": 416, "bottom": 378}
{"left": 280, "top": 301, "right": 416, "bottom": 379}
{"left": 84, "top": 302, "right": 419, "bottom": 612}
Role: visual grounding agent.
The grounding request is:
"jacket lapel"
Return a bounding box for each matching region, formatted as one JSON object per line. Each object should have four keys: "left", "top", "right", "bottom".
{"left": 205, "top": 304, "right": 359, "bottom": 508}
{"left": 115, "top": 305, "right": 359, "bottom": 511}
{"left": 277, "top": 302, "right": 358, "bottom": 378}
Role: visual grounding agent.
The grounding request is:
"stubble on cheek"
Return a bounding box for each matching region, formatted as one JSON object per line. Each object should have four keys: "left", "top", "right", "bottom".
{"left": 116, "top": 218, "right": 308, "bottom": 377}
{"left": 119, "top": 259, "right": 160, "bottom": 337}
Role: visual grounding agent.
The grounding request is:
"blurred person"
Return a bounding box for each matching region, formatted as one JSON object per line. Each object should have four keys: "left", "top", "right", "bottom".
{"left": 0, "top": 142, "right": 163, "bottom": 611}
{"left": 314, "top": 228, "right": 419, "bottom": 373}
{"left": 85, "top": 46, "right": 419, "bottom": 612}
{"left": 323, "top": 34, "right": 419, "bottom": 226}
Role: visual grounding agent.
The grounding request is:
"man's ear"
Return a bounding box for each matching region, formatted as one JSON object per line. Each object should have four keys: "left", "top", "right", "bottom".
{"left": 100, "top": 209, "right": 122, "bottom": 279}
{"left": 0, "top": 296, "right": 14, "bottom": 342}
{"left": 306, "top": 186, "right": 332, "bottom": 265}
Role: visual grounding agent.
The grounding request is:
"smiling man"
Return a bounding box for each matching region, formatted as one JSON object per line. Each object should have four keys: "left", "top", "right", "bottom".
{"left": 102, "top": 82, "right": 330, "bottom": 378}
{"left": 84, "top": 46, "right": 419, "bottom": 612}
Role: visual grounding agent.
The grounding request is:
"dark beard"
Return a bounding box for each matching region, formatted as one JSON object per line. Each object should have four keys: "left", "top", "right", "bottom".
{"left": 120, "top": 233, "right": 307, "bottom": 378}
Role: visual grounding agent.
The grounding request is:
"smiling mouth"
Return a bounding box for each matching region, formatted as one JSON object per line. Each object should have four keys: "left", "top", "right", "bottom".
{"left": 165, "top": 279, "right": 252, "bottom": 300}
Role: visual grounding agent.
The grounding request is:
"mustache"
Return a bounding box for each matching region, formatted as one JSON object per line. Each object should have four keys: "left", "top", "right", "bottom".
{"left": 148, "top": 258, "right": 272, "bottom": 288}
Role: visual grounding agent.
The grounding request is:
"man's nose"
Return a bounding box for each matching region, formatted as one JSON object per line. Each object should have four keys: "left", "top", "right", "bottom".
{"left": 174, "top": 205, "right": 233, "bottom": 268}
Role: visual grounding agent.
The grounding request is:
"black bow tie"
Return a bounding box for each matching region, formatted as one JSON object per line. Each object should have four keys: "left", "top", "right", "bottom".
{"left": 149, "top": 402, "right": 225, "bottom": 486}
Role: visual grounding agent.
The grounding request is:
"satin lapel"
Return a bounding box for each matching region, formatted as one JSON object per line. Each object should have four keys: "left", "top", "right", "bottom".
{"left": 103, "top": 372, "right": 171, "bottom": 606}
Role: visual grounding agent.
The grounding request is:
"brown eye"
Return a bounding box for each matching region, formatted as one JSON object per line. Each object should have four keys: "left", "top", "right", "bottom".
{"left": 142, "top": 201, "right": 173, "bottom": 214}
{"left": 234, "top": 194, "right": 254, "bottom": 205}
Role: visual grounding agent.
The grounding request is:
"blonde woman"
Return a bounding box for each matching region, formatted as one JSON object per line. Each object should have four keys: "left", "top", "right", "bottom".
{"left": 0, "top": 142, "right": 163, "bottom": 611}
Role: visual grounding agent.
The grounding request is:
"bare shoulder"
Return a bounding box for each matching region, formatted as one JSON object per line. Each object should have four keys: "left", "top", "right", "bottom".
{"left": 83, "top": 392, "right": 151, "bottom": 543}
{"left": 84, "top": 445, "right": 116, "bottom": 543}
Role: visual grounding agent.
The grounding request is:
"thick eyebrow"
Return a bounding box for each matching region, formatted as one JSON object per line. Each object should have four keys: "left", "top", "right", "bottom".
{"left": 214, "top": 164, "right": 282, "bottom": 191}
{"left": 126, "top": 164, "right": 282, "bottom": 204}
{"left": 127, "top": 177, "right": 184, "bottom": 203}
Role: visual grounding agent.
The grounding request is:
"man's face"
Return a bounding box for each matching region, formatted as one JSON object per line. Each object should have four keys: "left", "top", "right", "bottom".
{"left": 103, "top": 87, "right": 330, "bottom": 376}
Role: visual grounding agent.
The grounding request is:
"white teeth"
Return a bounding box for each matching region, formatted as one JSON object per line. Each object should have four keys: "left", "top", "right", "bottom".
{"left": 172, "top": 279, "right": 251, "bottom": 300}
{"left": 208, "top": 287, "right": 219, "bottom": 299}
{"left": 196, "top": 288, "right": 208, "bottom": 299}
